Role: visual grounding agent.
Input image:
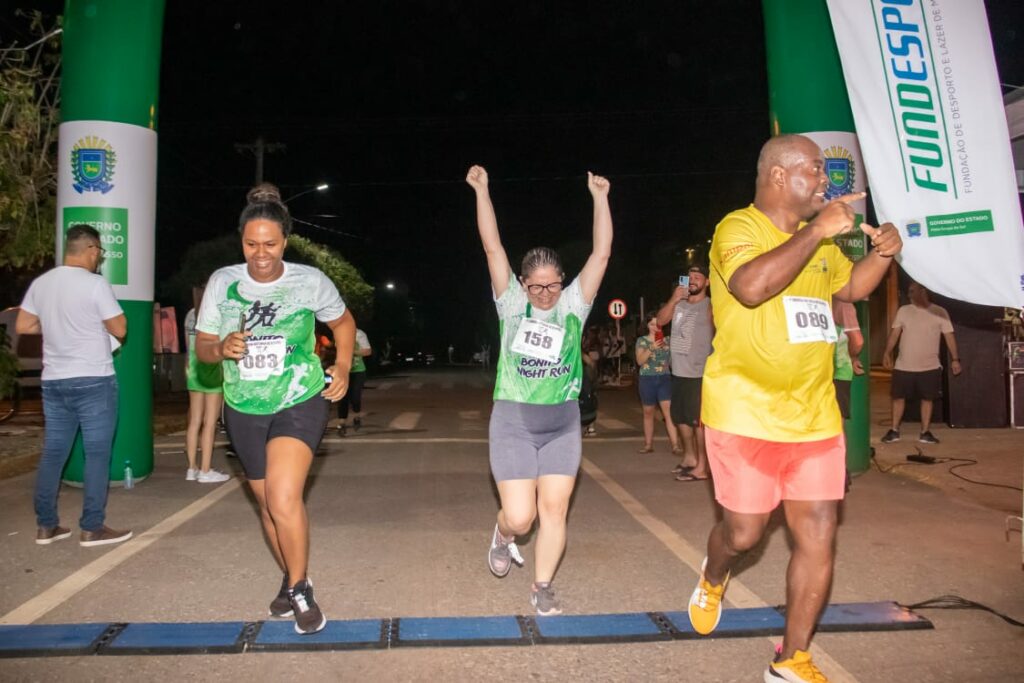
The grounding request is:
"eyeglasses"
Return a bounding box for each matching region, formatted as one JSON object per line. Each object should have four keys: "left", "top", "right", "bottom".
{"left": 89, "top": 244, "right": 107, "bottom": 255}
{"left": 524, "top": 281, "right": 564, "bottom": 295}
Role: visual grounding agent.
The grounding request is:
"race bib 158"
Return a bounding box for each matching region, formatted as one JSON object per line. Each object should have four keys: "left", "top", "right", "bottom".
{"left": 510, "top": 318, "right": 565, "bottom": 363}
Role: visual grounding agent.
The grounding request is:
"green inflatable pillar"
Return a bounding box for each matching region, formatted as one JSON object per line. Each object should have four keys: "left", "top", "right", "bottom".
{"left": 57, "top": 0, "right": 166, "bottom": 485}
{"left": 762, "top": 0, "right": 872, "bottom": 473}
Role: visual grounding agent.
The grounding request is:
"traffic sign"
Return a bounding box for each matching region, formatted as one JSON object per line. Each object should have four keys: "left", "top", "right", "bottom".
{"left": 608, "top": 299, "right": 627, "bottom": 320}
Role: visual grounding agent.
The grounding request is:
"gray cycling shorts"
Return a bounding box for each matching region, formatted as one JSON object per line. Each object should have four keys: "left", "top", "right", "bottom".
{"left": 489, "top": 400, "right": 582, "bottom": 481}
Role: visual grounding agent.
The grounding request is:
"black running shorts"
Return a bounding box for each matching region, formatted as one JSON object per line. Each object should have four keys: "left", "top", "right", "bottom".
{"left": 224, "top": 394, "right": 329, "bottom": 480}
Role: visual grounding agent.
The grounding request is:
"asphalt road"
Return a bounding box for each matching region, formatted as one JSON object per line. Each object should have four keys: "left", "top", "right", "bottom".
{"left": 1, "top": 368, "right": 1021, "bottom": 681}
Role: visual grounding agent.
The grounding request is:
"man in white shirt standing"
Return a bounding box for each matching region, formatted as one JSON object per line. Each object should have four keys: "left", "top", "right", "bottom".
{"left": 881, "top": 282, "right": 961, "bottom": 444}
{"left": 17, "top": 225, "right": 133, "bottom": 547}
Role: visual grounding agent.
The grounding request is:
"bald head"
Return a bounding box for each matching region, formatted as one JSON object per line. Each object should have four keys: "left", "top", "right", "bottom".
{"left": 756, "top": 134, "right": 820, "bottom": 181}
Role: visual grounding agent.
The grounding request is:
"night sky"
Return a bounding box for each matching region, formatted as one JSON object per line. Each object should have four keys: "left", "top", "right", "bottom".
{"left": 16, "top": 1, "right": 1024, "bottom": 355}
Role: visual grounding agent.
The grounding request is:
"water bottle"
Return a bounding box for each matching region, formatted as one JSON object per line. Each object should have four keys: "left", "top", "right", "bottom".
{"left": 123, "top": 462, "right": 134, "bottom": 490}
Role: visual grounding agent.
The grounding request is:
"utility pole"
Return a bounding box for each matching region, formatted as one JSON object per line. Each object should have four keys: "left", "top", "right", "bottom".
{"left": 234, "top": 135, "right": 286, "bottom": 184}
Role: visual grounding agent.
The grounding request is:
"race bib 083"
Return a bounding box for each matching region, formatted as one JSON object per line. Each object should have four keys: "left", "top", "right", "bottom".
{"left": 782, "top": 296, "right": 837, "bottom": 344}
{"left": 239, "top": 337, "right": 287, "bottom": 381}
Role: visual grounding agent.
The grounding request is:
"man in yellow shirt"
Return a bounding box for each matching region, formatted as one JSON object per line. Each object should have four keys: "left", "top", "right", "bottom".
{"left": 687, "top": 135, "right": 902, "bottom": 682}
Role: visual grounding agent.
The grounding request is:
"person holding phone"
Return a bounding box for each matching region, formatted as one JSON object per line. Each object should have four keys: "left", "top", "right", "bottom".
{"left": 634, "top": 314, "right": 679, "bottom": 453}
{"left": 195, "top": 183, "right": 356, "bottom": 635}
{"left": 656, "top": 264, "right": 714, "bottom": 481}
{"left": 466, "top": 164, "right": 612, "bottom": 617}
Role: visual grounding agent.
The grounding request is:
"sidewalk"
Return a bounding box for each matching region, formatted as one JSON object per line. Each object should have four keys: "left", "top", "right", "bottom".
{"left": 867, "top": 373, "right": 1023, "bottom": 519}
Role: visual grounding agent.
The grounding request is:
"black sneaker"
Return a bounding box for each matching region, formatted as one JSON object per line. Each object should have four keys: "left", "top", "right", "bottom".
{"left": 338, "top": 423, "right": 347, "bottom": 437}
{"left": 919, "top": 431, "right": 940, "bottom": 444}
{"left": 880, "top": 429, "right": 900, "bottom": 444}
{"left": 268, "top": 574, "right": 293, "bottom": 617}
{"left": 288, "top": 578, "right": 327, "bottom": 635}
{"left": 353, "top": 417, "right": 362, "bottom": 431}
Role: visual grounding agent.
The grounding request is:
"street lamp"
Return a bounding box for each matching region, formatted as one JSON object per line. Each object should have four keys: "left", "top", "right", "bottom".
{"left": 283, "top": 183, "right": 329, "bottom": 204}
{"left": 385, "top": 282, "right": 396, "bottom": 290}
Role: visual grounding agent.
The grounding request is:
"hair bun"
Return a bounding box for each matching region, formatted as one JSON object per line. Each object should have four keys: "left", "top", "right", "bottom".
{"left": 247, "top": 182, "right": 282, "bottom": 204}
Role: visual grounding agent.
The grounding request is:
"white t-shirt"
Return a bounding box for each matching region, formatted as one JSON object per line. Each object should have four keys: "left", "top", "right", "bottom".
{"left": 892, "top": 303, "right": 954, "bottom": 372}
{"left": 20, "top": 266, "right": 123, "bottom": 380}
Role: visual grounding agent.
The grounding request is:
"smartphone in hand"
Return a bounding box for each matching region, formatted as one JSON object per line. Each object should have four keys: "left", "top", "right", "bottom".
{"left": 679, "top": 275, "right": 690, "bottom": 287}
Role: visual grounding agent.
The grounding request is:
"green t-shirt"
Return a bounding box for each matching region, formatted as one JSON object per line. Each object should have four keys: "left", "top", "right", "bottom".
{"left": 197, "top": 262, "right": 347, "bottom": 415}
{"left": 351, "top": 329, "right": 370, "bottom": 374}
{"left": 493, "top": 273, "right": 592, "bottom": 404}
{"left": 184, "top": 307, "right": 223, "bottom": 392}
{"left": 832, "top": 301, "right": 860, "bottom": 382}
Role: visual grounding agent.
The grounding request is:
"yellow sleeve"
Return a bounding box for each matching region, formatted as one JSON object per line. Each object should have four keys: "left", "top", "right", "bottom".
{"left": 712, "top": 213, "right": 764, "bottom": 287}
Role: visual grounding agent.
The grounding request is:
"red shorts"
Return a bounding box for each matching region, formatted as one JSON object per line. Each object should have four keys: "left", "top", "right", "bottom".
{"left": 705, "top": 426, "right": 846, "bottom": 515}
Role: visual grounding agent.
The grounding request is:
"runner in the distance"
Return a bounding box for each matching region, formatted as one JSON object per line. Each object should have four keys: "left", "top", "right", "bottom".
{"left": 467, "top": 165, "right": 612, "bottom": 616}
{"left": 687, "top": 135, "right": 901, "bottom": 682}
{"left": 195, "top": 183, "right": 356, "bottom": 635}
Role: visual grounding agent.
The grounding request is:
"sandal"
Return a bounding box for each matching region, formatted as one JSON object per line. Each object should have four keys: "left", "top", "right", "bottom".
{"left": 671, "top": 463, "right": 693, "bottom": 475}
{"left": 637, "top": 444, "right": 655, "bottom": 454}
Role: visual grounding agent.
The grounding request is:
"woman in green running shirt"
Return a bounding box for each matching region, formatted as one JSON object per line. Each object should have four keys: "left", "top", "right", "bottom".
{"left": 195, "top": 184, "right": 356, "bottom": 635}
{"left": 466, "top": 165, "right": 612, "bottom": 616}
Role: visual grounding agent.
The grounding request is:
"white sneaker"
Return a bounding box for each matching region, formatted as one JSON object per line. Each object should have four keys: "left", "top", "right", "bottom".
{"left": 186, "top": 468, "right": 199, "bottom": 481}
{"left": 196, "top": 469, "right": 230, "bottom": 483}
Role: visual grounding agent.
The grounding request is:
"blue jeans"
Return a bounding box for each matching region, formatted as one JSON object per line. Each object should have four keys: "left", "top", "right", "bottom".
{"left": 35, "top": 375, "right": 118, "bottom": 531}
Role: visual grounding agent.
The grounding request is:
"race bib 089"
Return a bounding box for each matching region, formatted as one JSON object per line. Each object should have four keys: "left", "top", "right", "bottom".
{"left": 510, "top": 318, "right": 565, "bottom": 363}
{"left": 782, "top": 296, "right": 837, "bottom": 344}
{"left": 239, "top": 337, "right": 287, "bottom": 381}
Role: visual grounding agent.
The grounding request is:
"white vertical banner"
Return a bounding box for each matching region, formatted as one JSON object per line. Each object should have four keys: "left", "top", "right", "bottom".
{"left": 57, "top": 120, "right": 157, "bottom": 302}
{"left": 826, "top": 0, "right": 1024, "bottom": 308}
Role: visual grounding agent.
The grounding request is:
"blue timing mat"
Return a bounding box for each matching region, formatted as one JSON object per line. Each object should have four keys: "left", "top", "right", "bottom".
{"left": 0, "top": 601, "right": 931, "bottom": 658}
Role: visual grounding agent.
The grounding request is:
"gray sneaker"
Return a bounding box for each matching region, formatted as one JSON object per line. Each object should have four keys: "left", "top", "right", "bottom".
{"left": 487, "top": 524, "right": 524, "bottom": 578}
{"left": 530, "top": 583, "right": 562, "bottom": 617}
{"left": 269, "top": 574, "right": 293, "bottom": 617}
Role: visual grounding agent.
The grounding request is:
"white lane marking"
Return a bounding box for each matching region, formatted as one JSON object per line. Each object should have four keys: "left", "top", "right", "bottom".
{"left": 579, "top": 457, "right": 859, "bottom": 683}
{"left": 409, "top": 382, "right": 424, "bottom": 390}
{"left": 596, "top": 416, "right": 635, "bottom": 431}
{"left": 458, "top": 410, "right": 481, "bottom": 420}
{"left": 441, "top": 381, "right": 454, "bottom": 390}
{"left": 388, "top": 412, "right": 421, "bottom": 431}
{"left": 0, "top": 479, "right": 241, "bottom": 625}
{"left": 375, "top": 382, "right": 395, "bottom": 391}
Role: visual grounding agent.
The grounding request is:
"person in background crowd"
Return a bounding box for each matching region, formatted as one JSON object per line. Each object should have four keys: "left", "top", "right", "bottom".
{"left": 656, "top": 264, "right": 713, "bottom": 481}
{"left": 831, "top": 296, "right": 864, "bottom": 423}
{"left": 18, "top": 225, "right": 133, "bottom": 548}
{"left": 634, "top": 314, "right": 679, "bottom": 454}
{"left": 880, "top": 282, "right": 961, "bottom": 445}
{"left": 337, "top": 328, "right": 371, "bottom": 435}
{"left": 183, "top": 284, "right": 230, "bottom": 483}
